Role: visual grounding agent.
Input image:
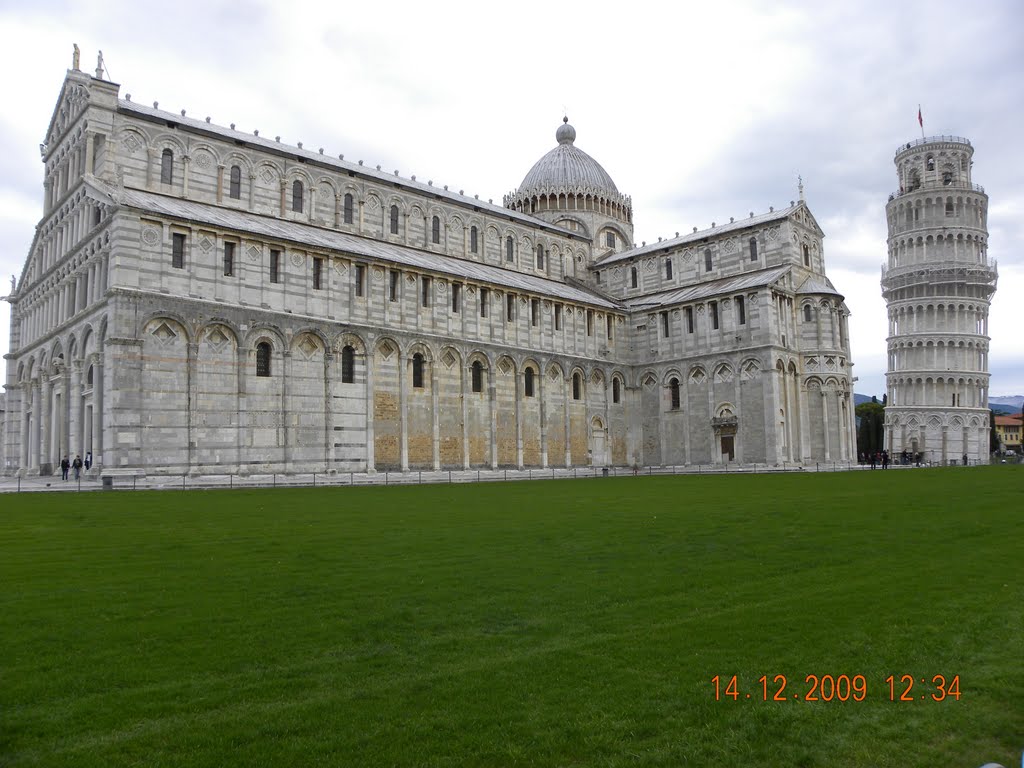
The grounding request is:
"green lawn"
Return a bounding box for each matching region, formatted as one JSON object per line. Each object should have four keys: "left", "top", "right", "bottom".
{"left": 1, "top": 467, "right": 1022, "bottom": 767}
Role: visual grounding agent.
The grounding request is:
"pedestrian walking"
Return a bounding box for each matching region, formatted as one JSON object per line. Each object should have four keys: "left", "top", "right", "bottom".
{"left": 72, "top": 454, "right": 83, "bottom": 480}
{"left": 881, "top": 450, "right": 890, "bottom": 470}
{"left": 60, "top": 455, "right": 70, "bottom": 480}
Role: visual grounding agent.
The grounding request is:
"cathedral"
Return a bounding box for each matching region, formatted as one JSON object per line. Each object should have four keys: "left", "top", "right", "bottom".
{"left": 2, "top": 54, "right": 856, "bottom": 477}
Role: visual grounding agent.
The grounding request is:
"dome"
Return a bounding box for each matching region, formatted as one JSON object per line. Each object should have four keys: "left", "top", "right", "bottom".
{"left": 517, "top": 118, "right": 621, "bottom": 198}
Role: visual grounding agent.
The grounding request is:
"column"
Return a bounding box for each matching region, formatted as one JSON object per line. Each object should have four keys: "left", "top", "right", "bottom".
{"left": 282, "top": 351, "right": 292, "bottom": 472}
{"left": 563, "top": 376, "right": 571, "bottom": 468}
{"left": 821, "top": 389, "right": 831, "bottom": 461}
{"left": 461, "top": 362, "right": 470, "bottom": 470}
{"left": 365, "top": 343, "right": 376, "bottom": 473}
{"left": 69, "top": 361, "right": 81, "bottom": 462}
{"left": 539, "top": 360, "right": 548, "bottom": 468}
{"left": 431, "top": 361, "right": 440, "bottom": 471}
{"left": 489, "top": 368, "right": 498, "bottom": 469}
{"left": 515, "top": 368, "right": 524, "bottom": 469}
{"left": 324, "top": 352, "right": 335, "bottom": 473}
{"left": 399, "top": 354, "right": 409, "bottom": 472}
{"left": 40, "top": 376, "right": 52, "bottom": 473}
{"left": 187, "top": 342, "right": 198, "bottom": 474}
{"left": 92, "top": 359, "right": 103, "bottom": 471}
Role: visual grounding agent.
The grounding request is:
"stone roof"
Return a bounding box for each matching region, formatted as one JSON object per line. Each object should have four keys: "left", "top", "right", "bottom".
{"left": 596, "top": 205, "right": 799, "bottom": 267}
{"left": 623, "top": 266, "right": 791, "bottom": 310}
{"left": 96, "top": 181, "right": 622, "bottom": 311}
{"left": 116, "top": 100, "right": 586, "bottom": 241}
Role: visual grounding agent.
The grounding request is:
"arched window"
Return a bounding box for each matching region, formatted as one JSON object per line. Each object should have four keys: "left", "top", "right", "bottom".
{"left": 524, "top": 367, "right": 535, "bottom": 397}
{"left": 804, "top": 304, "right": 813, "bottom": 322}
{"left": 229, "top": 165, "right": 241, "bottom": 199}
{"left": 630, "top": 267, "right": 638, "bottom": 288}
{"left": 945, "top": 199, "right": 954, "bottom": 216}
{"left": 390, "top": 205, "right": 399, "bottom": 234}
{"left": 506, "top": 236, "right": 514, "bottom": 262}
{"left": 341, "top": 345, "right": 355, "bottom": 383}
{"left": 942, "top": 171, "right": 952, "bottom": 186}
{"left": 669, "top": 378, "right": 680, "bottom": 409}
{"left": 612, "top": 377, "right": 621, "bottom": 404}
{"left": 160, "top": 148, "right": 173, "bottom": 184}
{"left": 343, "top": 193, "right": 354, "bottom": 224}
{"left": 291, "top": 180, "right": 304, "bottom": 212}
{"left": 87, "top": 365, "right": 94, "bottom": 388}
{"left": 256, "top": 342, "right": 272, "bottom": 377}
{"left": 665, "top": 258, "right": 673, "bottom": 280}
{"left": 471, "top": 360, "right": 483, "bottom": 393}
{"left": 749, "top": 237, "right": 758, "bottom": 261}
{"left": 470, "top": 226, "right": 478, "bottom": 254}
{"left": 536, "top": 244, "right": 544, "bottom": 269}
{"left": 926, "top": 154, "right": 935, "bottom": 171}
{"left": 802, "top": 243, "right": 810, "bottom": 266}
{"left": 572, "top": 372, "right": 582, "bottom": 401}
{"left": 704, "top": 249, "right": 713, "bottom": 272}
{"left": 606, "top": 232, "right": 615, "bottom": 248}
{"left": 431, "top": 216, "right": 440, "bottom": 244}
{"left": 412, "top": 353, "right": 424, "bottom": 389}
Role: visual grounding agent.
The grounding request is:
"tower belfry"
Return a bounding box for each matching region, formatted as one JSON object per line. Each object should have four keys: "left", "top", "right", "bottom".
{"left": 881, "top": 136, "right": 998, "bottom": 463}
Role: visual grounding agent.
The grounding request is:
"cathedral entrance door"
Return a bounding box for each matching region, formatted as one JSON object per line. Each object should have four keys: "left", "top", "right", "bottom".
{"left": 720, "top": 435, "right": 735, "bottom": 462}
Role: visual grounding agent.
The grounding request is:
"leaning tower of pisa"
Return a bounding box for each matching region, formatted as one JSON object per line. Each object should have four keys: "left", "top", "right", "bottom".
{"left": 881, "top": 136, "right": 998, "bottom": 464}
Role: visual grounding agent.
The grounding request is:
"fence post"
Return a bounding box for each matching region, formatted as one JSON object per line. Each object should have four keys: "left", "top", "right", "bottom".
{"left": 313, "top": 473, "right": 316, "bottom": 487}
{"left": 477, "top": 470, "right": 481, "bottom": 483}
{"left": 504, "top": 469, "right": 507, "bottom": 481}
{"left": 448, "top": 470, "right": 452, "bottom": 484}
{"left": 230, "top": 474, "right": 233, "bottom": 489}
{"left": 529, "top": 469, "right": 532, "bottom": 480}
{"left": 273, "top": 473, "right": 276, "bottom": 488}
{"left": 385, "top": 471, "right": 389, "bottom": 486}
{"left": 419, "top": 470, "right": 422, "bottom": 484}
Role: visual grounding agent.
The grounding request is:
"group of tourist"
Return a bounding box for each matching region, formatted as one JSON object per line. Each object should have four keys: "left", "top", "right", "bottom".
{"left": 58, "top": 453, "right": 90, "bottom": 480}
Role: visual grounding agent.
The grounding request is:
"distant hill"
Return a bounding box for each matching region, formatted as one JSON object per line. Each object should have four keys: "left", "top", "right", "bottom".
{"left": 990, "top": 395, "right": 1023, "bottom": 410}
{"left": 991, "top": 403, "right": 1021, "bottom": 415}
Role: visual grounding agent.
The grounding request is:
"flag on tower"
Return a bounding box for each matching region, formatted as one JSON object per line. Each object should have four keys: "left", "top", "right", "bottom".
{"left": 918, "top": 106, "right": 923, "bottom": 129}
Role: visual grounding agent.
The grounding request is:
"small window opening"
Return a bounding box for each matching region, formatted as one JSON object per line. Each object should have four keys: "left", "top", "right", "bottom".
{"left": 256, "top": 342, "right": 271, "bottom": 377}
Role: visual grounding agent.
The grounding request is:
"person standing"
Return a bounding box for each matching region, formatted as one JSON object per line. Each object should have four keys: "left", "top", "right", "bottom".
{"left": 72, "top": 455, "right": 83, "bottom": 480}
{"left": 881, "top": 450, "right": 890, "bottom": 470}
{"left": 60, "top": 456, "right": 70, "bottom": 481}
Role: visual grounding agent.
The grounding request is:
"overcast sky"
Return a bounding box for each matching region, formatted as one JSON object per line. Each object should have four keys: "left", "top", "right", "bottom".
{"left": 1, "top": 0, "right": 1022, "bottom": 397}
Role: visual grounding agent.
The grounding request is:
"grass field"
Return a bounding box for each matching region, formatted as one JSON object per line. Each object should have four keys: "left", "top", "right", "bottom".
{"left": 1, "top": 467, "right": 1022, "bottom": 767}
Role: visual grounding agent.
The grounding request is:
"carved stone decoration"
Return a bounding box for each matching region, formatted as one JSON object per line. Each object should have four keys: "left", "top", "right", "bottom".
{"left": 437, "top": 280, "right": 447, "bottom": 293}
{"left": 498, "top": 358, "right": 513, "bottom": 375}
{"left": 372, "top": 267, "right": 385, "bottom": 281}
{"left": 199, "top": 235, "right": 214, "bottom": 253}
{"left": 151, "top": 322, "right": 177, "bottom": 344}
{"left": 297, "top": 335, "right": 319, "bottom": 359}
{"left": 378, "top": 341, "right": 395, "bottom": 360}
{"left": 193, "top": 150, "right": 212, "bottom": 169}
{"left": 541, "top": 300, "right": 551, "bottom": 311}
{"left": 291, "top": 252, "right": 305, "bottom": 267}
{"left": 613, "top": 266, "right": 623, "bottom": 278}
{"left": 406, "top": 274, "right": 416, "bottom": 285}
{"left": 334, "top": 260, "right": 348, "bottom": 276}
{"left": 467, "top": 286, "right": 477, "bottom": 296}
{"left": 141, "top": 227, "right": 160, "bottom": 246}
{"left": 747, "top": 292, "right": 759, "bottom": 305}
{"left": 591, "top": 370, "right": 603, "bottom": 385}
{"left": 442, "top": 350, "right": 457, "bottom": 369}
{"left": 247, "top": 244, "right": 262, "bottom": 263}
{"left": 682, "top": 248, "right": 695, "bottom": 263}
{"left": 689, "top": 368, "right": 706, "bottom": 385}
{"left": 549, "top": 366, "right": 561, "bottom": 381}
{"left": 260, "top": 166, "right": 277, "bottom": 184}
{"left": 123, "top": 133, "right": 141, "bottom": 154}
{"left": 642, "top": 374, "right": 657, "bottom": 388}
{"left": 206, "top": 327, "right": 229, "bottom": 351}
{"left": 715, "top": 365, "right": 734, "bottom": 384}
{"left": 696, "top": 304, "right": 705, "bottom": 314}
{"left": 741, "top": 361, "right": 761, "bottom": 380}
{"left": 722, "top": 238, "right": 739, "bottom": 254}
{"left": 643, "top": 259, "right": 656, "bottom": 273}
{"left": 766, "top": 226, "right": 781, "bottom": 242}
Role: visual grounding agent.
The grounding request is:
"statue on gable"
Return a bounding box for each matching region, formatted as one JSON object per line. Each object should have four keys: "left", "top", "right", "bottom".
{"left": 95, "top": 51, "right": 105, "bottom": 80}
{"left": 72, "top": 44, "right": 80, "bottom": 71}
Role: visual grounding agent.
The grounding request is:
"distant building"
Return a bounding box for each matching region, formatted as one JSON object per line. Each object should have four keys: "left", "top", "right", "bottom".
{"left": 993, "top": 414, "right": 1022, "bottom": 452}
{"left": 881, "top": 136, "right": 998, "bottom": 464}
{"left": 3, "top": 53, "right": 856, "bottom": 476}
